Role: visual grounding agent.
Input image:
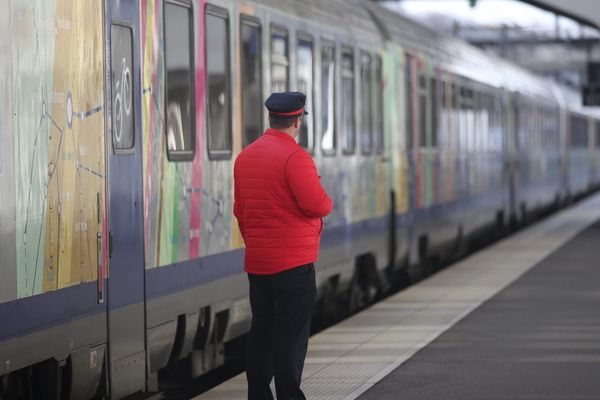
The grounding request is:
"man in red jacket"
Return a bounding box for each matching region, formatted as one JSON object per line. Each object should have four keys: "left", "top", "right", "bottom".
{"left": 234, "top": 92, "right": 333, "bottom": 400}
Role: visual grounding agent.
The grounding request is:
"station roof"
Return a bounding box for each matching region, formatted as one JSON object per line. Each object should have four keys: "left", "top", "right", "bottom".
{"left": 525, "top": 0, "right": 600, "bottom": 29}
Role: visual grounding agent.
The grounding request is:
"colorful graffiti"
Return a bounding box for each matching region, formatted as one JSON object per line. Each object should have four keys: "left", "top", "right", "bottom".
{"left": 0, "top": 0, "right": 106, "bottom": 300}
{"left": 141, "top": 0, "right": 238, "bottom": 269}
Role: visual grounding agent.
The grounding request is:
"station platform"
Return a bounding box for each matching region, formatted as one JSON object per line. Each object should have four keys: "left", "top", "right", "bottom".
{"left": 195, "top": 193, "right": 600, "bottom": 400}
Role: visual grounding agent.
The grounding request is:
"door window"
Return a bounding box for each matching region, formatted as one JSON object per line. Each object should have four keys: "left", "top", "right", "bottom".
{"left": 111, "top": 24, "right": 135, "bottom": 152}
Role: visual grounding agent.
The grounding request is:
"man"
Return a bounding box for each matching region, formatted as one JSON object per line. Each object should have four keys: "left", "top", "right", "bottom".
{"left": 234, "top": 92, "right": 333, "bottom": 400}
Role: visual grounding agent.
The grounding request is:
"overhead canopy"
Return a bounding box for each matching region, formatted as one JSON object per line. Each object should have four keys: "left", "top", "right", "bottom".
{"left": 526, "top": 0, "right": 600, "bottom": 29}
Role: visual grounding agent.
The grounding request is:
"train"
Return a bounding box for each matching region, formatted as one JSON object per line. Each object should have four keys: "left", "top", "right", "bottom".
{"left": 1, "top": 0, "right": 600, "bottom": 399}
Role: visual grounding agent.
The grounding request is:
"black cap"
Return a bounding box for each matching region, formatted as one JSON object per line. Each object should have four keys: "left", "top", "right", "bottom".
{"left": 265, "top": 92, "right": 309, "bottom": 118}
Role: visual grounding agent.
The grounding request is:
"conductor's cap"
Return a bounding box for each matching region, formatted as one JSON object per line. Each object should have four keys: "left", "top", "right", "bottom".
{"left": 265, "top": 92, "right": 309, "bottom": 118}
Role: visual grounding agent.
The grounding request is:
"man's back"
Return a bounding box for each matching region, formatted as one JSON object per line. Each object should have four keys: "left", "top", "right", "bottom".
{"left": 234, "top": 128, "right": 332, "bottom": 275}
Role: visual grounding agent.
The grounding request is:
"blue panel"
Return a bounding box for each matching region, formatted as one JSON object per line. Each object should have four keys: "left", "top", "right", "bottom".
{"left": 106, "top": 0, "right": 146, "bottom": 310}
{"left": 0, "top": 188, "right": 510, "bottom": 344}
{"left": 0, "top": 282, "right": 103, "bottom": 342}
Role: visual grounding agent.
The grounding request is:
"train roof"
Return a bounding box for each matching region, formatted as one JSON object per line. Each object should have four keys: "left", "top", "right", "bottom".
{"left": 250, "top": 0, "right": 383, "bottom": 46}
{"left": 247, "top": 0, "right": 600, "bottom": 114}
{"left": 363, "top": 1, "right": 559, "bottom": 101}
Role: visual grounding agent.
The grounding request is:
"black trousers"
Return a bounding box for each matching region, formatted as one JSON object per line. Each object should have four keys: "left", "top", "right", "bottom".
{"left": 246, "top": 263, "right": 317, "bottom": 400}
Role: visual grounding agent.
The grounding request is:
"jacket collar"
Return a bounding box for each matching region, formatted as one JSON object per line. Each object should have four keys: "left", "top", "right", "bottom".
{"left": 264, "top": 128, "right": 298, "bottom": 145}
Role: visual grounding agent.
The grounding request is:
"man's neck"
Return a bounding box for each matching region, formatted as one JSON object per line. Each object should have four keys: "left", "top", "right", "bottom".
{"left": 272, "top": 127, "right": 297, "bottom": 139}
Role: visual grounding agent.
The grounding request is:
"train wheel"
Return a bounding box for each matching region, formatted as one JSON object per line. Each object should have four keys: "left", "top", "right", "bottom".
{"left": 30, "top": 359, "right": 66, "bottom": 400}
{"left": 316, "top": 277, "right": 341, "bottom": 324}
{"left": 347, "top": 255, "right": 379, "bottom": 314}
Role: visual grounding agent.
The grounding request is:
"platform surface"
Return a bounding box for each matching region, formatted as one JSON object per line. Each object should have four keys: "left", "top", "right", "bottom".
{"left": 194, "top": 193, "right": 600, "bottom": 400}
{"left": 358, "top": 219, "right": 600, "bottom": 400}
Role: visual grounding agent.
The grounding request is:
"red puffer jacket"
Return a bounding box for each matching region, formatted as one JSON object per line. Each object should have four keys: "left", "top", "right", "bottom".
{"left": 234, "top": 129, "right": 333, "bottom": 275}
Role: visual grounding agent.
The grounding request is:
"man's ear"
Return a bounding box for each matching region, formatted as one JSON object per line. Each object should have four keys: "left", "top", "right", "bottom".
{"left": 294, "top": 117, "right": 301, "bottom": 128}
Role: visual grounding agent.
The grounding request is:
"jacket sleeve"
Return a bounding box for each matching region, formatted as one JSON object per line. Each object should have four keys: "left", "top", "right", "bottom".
{"left": 285, "top": 150, "right": 333, "bottom": 218}
{"left": 233, "top": 160, "right": 245, "bottom": 238}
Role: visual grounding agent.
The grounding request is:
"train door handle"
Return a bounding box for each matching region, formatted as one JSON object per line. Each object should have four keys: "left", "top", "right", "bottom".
{"left": 109, "top": 231, "right": 114, "bottom": 258}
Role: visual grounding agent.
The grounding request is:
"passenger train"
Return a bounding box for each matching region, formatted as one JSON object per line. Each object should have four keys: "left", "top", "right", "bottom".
{"left": 1, "top": 0, "right": 599, "bottom": 398}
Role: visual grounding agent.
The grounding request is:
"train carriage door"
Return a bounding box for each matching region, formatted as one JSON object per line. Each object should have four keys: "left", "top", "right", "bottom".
{"left": 105, "top": 1, "right": 147, "bottom": 398}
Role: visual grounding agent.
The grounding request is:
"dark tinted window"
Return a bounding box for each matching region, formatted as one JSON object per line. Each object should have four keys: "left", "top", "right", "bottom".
{"left": 341, "top": 49, "right": 355, "bottom": 154}
{"left": 271, "top": 27, "right": 288, "bottom": 92}
{"left": 241, "top": 17, "right": 262, "bottom": 148}
{"left": 297, "top": 35, "right": 314, "bottom": 151}
{"left": 430, "top": 77, "right": 438, "bottom": 148}
{"left": 373, "top": 56, "right": 384, "bottom": 153}
{"left": 321, "top": 41, "right": 336, "bottom": 154}
{"left": 206, "top": 7, "right": 232, "bottom": 159}
{"left": 452, "top": 84, "right": 459, "bottom": 152}
{"left": 360, "top": 52, "right": 372, "bottom": 154}
{"left": 596, "top": 121, "right": 600, "bottom": 148}
{"left": 111, "top": 24, "right": 134, "bottom": 151}
{"left": 570, "top": 115, "right": 588, "bottom": 148}
{"left": 419, "top": 75, "right": 427, "bottom": 148}
{"left": 405, "top": 55, "right": 414, "bottom": 149}
{"left": 165, "top": 1, "right": 194, "bottom": 160}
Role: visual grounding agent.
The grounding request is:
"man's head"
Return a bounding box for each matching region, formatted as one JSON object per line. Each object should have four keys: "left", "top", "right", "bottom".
{"left": 268, "top": 114, "right": 303, "bottom": 137}
{"left": 265, "top": 92, "right": 309, "bottom": 138}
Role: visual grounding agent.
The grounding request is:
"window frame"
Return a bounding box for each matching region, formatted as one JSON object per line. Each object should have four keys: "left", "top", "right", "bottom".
{"left": 270, "top": 24, "right": 289, "bottom": 93}
{"left": 373, "top": 54, "right": 384, "bottom": 154}
{"left": 296, "top": 31, "right": 316, "bottom": 153}
{"left": 360, "top": 50, "right": 373, "bottom": 155}
{"left": 320, "top": 39, "right": 337, "bottom": 157}
{"left": 341, "top": 46, "right": 356, "bottom": 155}
{"left": 429, "top": 76, "right": 438, "bottom": 149}
{"left": 164, "top": 0, "right": 196, "bottom": 162}
{"left": 418, "top": 74, "right": 428, "bottom": 149}
{"left": 405, "top": 53, "right": 415, "bottom": 150}
{"left": 110, "top": 20, "right": 136, "bottom": 155}
{"left": 240, "top": 14, "right": 263, "bottom": 149}
{"left": 569, "top": 113, "right": 589, "bottom": 149}
{"left": 205, "top": 4, "right": 233, "bottom": 160}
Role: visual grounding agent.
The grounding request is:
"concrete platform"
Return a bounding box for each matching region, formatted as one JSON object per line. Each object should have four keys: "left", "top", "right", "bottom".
{"left": 194, "top": 193, "right": 600, "bottom": 400}
{"left": 358, "top": 219, "right": 600, "bottom": 399}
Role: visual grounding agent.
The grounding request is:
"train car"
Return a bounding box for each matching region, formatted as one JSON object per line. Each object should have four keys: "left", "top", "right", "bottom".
{"left": 593, "top": 115, "right": 600, "bottom": 185}
{"left": 498, "top": 64, "right": 563, "bottom": 222}
{"left": 0, "top": 1, "right": 599, "bottom": 399}
{"left": 558, "top": 88, "right": 600, "bottom": 198}
{"left": 365, "top": 3, "right": 516, "bottom": 280}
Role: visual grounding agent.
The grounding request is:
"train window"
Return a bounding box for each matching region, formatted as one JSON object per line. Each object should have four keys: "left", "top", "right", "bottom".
{"left": 569, "top": 115, "right": 588, "bottom": 148}
{"left": 111, "top": 24, "right": 135, "bottom": 152}
{"left": 418, "top": 75, "right": 427, "bottom": 148}
{"left": 341, "top": 49, "right": 355, "bottom": 154}
{"left": 430, "top": 77, "right": 438, "bottom": 148}
{"left": 297, "top": 33, "right": 315, "bottom": 152}
{"left": 271, "top": 26, "right": 288, "bottom": 93}
{"left": 321, "top": 41, "right": 336, "bottom": 155}
{"left": 360, "top": 52, "right": 372, "bottom": 154}
{"left": 464, "top": 87, "right": 474, "bottom": 152}
{"left": 205, "top": 6, "right": 232, "bottom": 159}
{"left": 452, "top": 83, "right": 459, "bottom": 152}
{"left": 373, "top": 55, "right": 384, "bottom": 154}
{"left": 440, "top": 81, "right": 447, "bottom": 150}
{"left": 474, "top": 91, "right": 482, "bottom": 151}
{"left": 596, "top": 121, "right": 600, "bottom": 148}
{"left": 405, "top": 55, "right": 414, "bottom": 150}
{"left": 241, "top": 16, "right": 262, "bottom": 148}
{"left": 165, "top": 0, "right": 195, "bottom": 161}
